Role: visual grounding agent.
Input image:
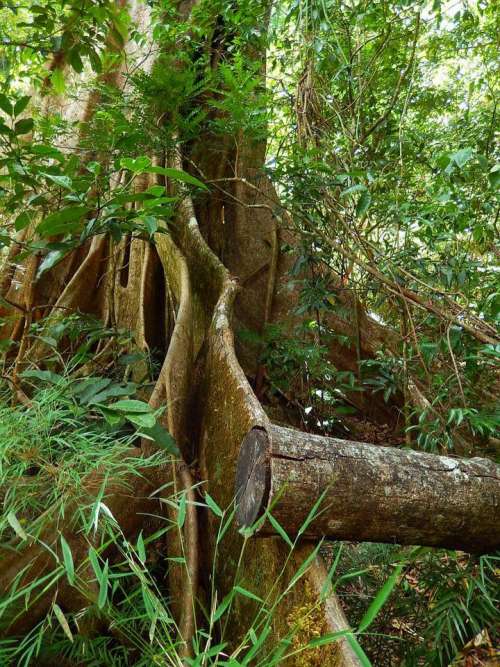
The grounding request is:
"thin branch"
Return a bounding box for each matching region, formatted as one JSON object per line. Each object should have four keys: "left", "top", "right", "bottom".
{"left": 360, "top": 13, "right": 420, "bottom": 144}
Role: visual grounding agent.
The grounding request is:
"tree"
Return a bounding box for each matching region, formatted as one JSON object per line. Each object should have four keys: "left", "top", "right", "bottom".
{"left": 0, "top": 0, "right": 498, "bottom": 664}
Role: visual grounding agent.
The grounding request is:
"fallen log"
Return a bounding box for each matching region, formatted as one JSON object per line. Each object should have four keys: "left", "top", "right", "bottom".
{"left": 235, "top": 425, "right": 500, "bottom": 554}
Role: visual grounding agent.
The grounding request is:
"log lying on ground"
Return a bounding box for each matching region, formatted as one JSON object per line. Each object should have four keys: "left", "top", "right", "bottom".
{"left": 236, "top": 425, "right": 500, "bottom": 554}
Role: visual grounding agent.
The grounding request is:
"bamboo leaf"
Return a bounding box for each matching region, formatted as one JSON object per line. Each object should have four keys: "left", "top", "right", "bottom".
{"left": 60, "top": 535, "right": 75, "bottom": 586}
{"left": 267, "top": 512, "right": 293, "bottom": 548}
{"left": 234, "top": 585, "right": 263, "bottom": 603}
{"left": 53, "top": 603, "right": 74, "bottom": 642}
{"left": 137, "top": 531, "right": 146, "bottom": 564}
{"left": 204, "top": 492, "right": 224, "bottom": 517}
{"left": 213, "top": 591, "right": 234, "bottom": 622}
{"left": 7, "top": 511, "right": 27, "bottom": 540}
{"left": 305, "top": 630, "right": 349, "bottom": 648}
{"left": 346, "top": 634, "right": 372, "bottom": 666}
{"left": 177, "top": 492, "right": 187, "bottom": 529}
{"left": 97, "top": 560, "right": 109, "bottom": 609}
{"left": 357, "top": 563, "right": 403, "bottom": 632}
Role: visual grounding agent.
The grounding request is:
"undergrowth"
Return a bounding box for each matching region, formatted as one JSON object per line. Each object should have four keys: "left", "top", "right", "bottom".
{"left": 0, "top": 364, "right": 391, "bottom": 666}
{"left": 332, "top": 542, "right": 499, "bottom": 666}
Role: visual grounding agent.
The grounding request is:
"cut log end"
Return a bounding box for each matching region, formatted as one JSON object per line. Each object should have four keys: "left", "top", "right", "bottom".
{"left": 236, "top": 423, "right": 500, "bottom": 554}
{"left": 235, "top": 428, "right": 270, "bottom": 528}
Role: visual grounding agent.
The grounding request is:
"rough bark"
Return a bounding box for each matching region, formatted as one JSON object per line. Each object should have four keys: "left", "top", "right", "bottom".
{"left": 158, "top": 190, "right": 359, "bottom": 665}
{"left": 236, "top": 425, "right": 500, "bottom": 554}
{"left": 0, "top": 1, "right": 443, "bottom": 663}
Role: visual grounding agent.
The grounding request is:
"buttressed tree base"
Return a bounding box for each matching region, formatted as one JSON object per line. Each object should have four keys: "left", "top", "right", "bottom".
{"left": 0, "top": 0, "right": 498, "bottom": 665}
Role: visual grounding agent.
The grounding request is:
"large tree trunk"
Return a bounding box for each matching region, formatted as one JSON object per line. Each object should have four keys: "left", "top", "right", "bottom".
{"left": 6, "top": 0, "right": 492, "bottom": 663}
{"left": 236, "top": 425, "right": 500, "bottom": 553}
{"left": 0, "top": 3, "right": 364, "bottom": 663}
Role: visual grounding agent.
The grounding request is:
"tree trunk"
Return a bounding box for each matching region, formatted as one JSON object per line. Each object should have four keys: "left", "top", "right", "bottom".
{"left": 3, "top": 0, "right": 493, "bottom": 663}
{"left": 236, "top": 425, "right": 500, "bottom": 554}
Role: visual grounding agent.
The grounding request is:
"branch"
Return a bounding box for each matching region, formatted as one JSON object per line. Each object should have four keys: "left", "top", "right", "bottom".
{"left": 360, "top": 13, "right": 420, "bottom": 144}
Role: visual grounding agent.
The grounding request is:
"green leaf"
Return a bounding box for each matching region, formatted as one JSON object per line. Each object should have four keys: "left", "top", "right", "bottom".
{"left": 51, "top": 68, "right": 66, "bottom": 94}
{"left": 204, "top": 492, "right": 223, "bottom": 517}
{"left": 90, "top": 382, "right": 136, "bottom": 404}
{"left": 234, "top": 585, "right": 263, "bottom": 603}
{"left": 60, "top": 535, "right": 75, "bottom": 586}
{"left": 120, "top": 156, "right": 152, "bottom": 173}
{"left": 37, "top": 206, "right": 89, "bottom": 236}
{"left": 30, "top": 144, "right": 63, "bottom": 159}
{"left": 86, "top": 161, "right": 101, "bottom": 175}
{"left": 14, "top": 211, "right": 31, "bottom": 231}
{"left": 20, "top": 369, "right": 63, "bottom": 383}
{"left": 142, "top": 215, "right": 158, "bottom": 236}
{"left": 36, "top": 249, "right": 67, "bottom": 279}
{"left": 488, "top": 165, "right": 500, "bottom": 189}
{"left": 242, "top": 626, "right": 272, "bottom": 664}
{"left": 7, "top": 511, "right": 28, "bottom": 540}
{"left": 0, "top": 93, "right": 13, "bottom": 116}
{"left": 68, "top": 47, "right": 84, "bottom": 73}
{"left": 88, "top": 547, "right": 102, "bottom": 580}
{"left": 139, "top": 422, "right": 179, "bottom": 455}
{"left": 305, "top": 630, "right": 349, "bottom": 648}
{"left": 73, "top": 377, "right": 112, "bottom": 403}
{"left": 288, "top": 542, "right": 322, "bottom": 590}
{"left": 356, "top": 190, "right": 371, "bottom": 217}
{"left": 267, "top": 512, "right": 293, "bottom": 548}
{"left": 451, "top": 147, "right": 473, "bottom": 168}
{"left": 125, "top": 411, "right": 156, "bottom": 428}
{"left": 42, "top": 172, "right": 73, "bottom": 189}
{"left": 177, "top": 492, "right": 187, "bottom": 528}
{"left": 98, "top": 406, "right": 124, "bottom": 426}
{"left": 14, "top": 96, "right": 30, "bottom": 116}
{"left": 341, "top": 183, "right": 367, "bottom": 197}
{"left": 88, "top": 48, "right": 102, "bottom": 73}
{"left": 97, "top": 560, "right": 109, "bottom": 609}
{"left": 53, "top": 603, "right": 74, "bottom": 642}
{"left": 346, "top": 634, "right": 372, "bottom": 666}
{"left": 146, "top": 166, "right": 208, "bottom": 190}
{"left": 297, "top": 488, "right": 329, "bottom": 536}
{"left": 136, "top": 532, "right": 146, "bottom": 564}
{"left": 107, "top": 399, "right": 152, "bottom": 413}
{"left": 213, "top": 591, "right": 234, "bottom": 622}
{"left": 357, "top": 563, "right": 403, "bottom": 632}
{"left": 14, "top": 118, "right": 34, "bottom": 135}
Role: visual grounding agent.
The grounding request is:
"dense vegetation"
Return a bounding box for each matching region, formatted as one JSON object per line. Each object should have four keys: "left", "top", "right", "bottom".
{"left": 0, "top": 0, "right": 498, "bottom": 665}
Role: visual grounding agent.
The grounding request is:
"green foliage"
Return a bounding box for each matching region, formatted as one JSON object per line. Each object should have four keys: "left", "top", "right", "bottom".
{"left": 334, "top": 543, "right": 499, "bottom": 666}
{"left": 0, "top": 0, "right": 498, "bottom": 664}
{"left": 0, "top": 373, "right": 397, "bottom": 665}
{"left": 0, "top": 370, "right": 166, "bottom": 544}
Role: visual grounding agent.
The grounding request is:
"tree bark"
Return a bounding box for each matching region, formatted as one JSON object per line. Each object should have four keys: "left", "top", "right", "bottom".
{"left": 236, "top": 424, "right": 500, "bottom": 553}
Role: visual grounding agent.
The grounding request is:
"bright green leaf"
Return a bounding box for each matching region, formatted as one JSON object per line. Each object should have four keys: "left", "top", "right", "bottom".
{"left": 107, "top": 399, "right": 152, "bottom": 413}
{"left": 357, "top": 563, "right": 403, "bottom": 632}
{"left": 51, "top": 68, "right": 66, "bottom": 94}
{"left": 60, "top": 535, "right": 75, "bottom": 586}
{"left": 146, "top": 166, "right": 208, "bottom": 190}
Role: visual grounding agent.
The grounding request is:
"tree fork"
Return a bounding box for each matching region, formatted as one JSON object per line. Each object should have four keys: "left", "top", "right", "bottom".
{"left": 236, "top": 424, "right": 500, "bottom": 554}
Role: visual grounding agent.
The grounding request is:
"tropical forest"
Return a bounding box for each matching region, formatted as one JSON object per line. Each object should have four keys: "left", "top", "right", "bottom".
{"left": 0, "top": 0, "right": 498, "bottom": 665}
